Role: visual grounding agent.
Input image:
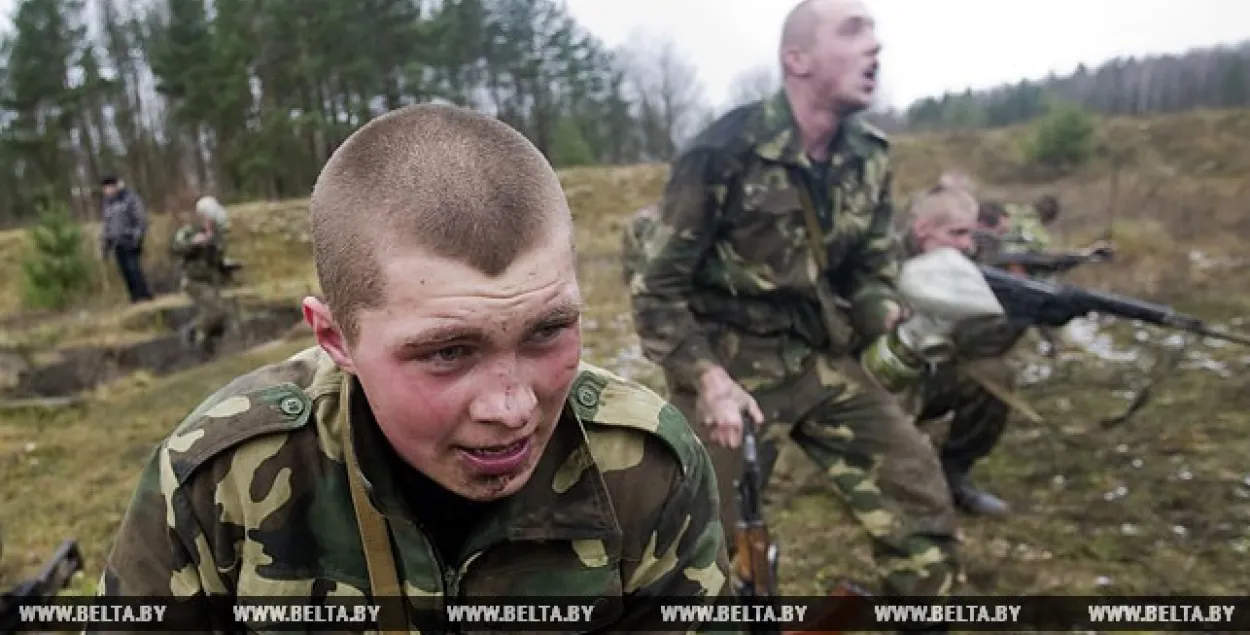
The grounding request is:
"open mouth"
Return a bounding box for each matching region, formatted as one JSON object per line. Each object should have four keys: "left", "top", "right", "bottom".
{"left": 464, "top": 438, "right": 528, "bottom": 458}
{"left": 457, "top": 436, "right": 534, "bottom": 476}
{"left": 862, "top": 64, "right": 879, "bottom": 83}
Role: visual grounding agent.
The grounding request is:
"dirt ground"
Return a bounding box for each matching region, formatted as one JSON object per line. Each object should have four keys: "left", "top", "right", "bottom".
{"left": 2, "top": 110, "right": 1250, "bottom": 632}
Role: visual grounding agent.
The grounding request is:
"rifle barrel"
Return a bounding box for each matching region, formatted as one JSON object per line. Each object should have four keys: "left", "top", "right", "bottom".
{"left": 1193, "top": 324, "right": 1250, "bottom": 347}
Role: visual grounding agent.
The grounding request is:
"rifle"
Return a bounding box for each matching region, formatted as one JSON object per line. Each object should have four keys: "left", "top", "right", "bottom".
{"left": 732, "top": 417, "right": 779, "bottom": 616}
{"left": 978, "top": 264, "right": 1250, "bottom": 346}
{"left": 984, "top": 245, "right": 1114, "bottom": 277}
{"left": 0, "top": 539, "right": 84, "bottom": 633}
{"left": 731, "top": 415, "right": 871, "bottom": 635}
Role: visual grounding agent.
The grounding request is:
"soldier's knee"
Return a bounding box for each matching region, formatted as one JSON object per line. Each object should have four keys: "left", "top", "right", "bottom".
{"left": 878, "top": 534, "right": 960, "bottom": 596}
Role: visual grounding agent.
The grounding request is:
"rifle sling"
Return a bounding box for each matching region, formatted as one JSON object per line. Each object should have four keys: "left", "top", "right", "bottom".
{"left": 789, "top": 170, "right": 856, "bottom": 353}
{"left": 790, "top": 172, "right": 830, "bottom": 271}
{"left": 959, "top": 363, "right": 1044, "bottom": 424}
{"left": 342, "top": 416, "right": 408, "bottom": 633}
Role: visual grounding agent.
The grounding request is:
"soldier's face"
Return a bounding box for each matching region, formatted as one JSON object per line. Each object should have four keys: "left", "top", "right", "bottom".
{"left": 314, "top": 223, "right": 583, "bottom": 502}
{"left": 805, "top": 0, "right": 880, "bottom": 112}
{"left": 916, "top": 212, "right": 976, "bottom": 255}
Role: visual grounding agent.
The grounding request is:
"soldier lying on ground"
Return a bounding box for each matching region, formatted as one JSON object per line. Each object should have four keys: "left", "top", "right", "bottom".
{"left": 93, "top": 104, "right": 733, "bottom": 634}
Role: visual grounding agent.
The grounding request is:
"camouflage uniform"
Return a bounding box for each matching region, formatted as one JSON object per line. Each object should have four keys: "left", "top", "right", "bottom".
{"left": 92, "top": 347, "right": 733, "bottom": 633}
{"left": 621, "top": 204, "right": 661, "bottom": 288}
{"left": 901, "top": 233, "right": 1028, "bottom": 500}
{"left": 1002, "top": 204, "right": 1052, "bottom": 254}
{"left": 170, "top": 219, "right": 230, "bottom": 352}
{"left": 630, "top": 91, "right": 958, "bottom": 597}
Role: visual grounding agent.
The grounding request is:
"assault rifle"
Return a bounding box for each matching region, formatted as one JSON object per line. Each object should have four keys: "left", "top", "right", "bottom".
{"left": 986, "top": 247, "right": 1113, "bottom": 276}
{"left": 975, "top": 230, "right": 1115, "bottom": 277}
{"left": 0, "top": 539, "right": 83, "bottom": 633}
{"left": 732, "top": 416, "right": 780, "bottom": 634}
{"left": 731, "top": 415, "right": 871, "bottom": 635}
{"left": 978, "top": 264, "right": 1250, "bottom": 346}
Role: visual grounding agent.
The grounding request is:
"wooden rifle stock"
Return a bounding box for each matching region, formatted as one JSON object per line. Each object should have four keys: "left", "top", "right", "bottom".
{"left": 733, "top": 524, "right": 776, "bottom": 596}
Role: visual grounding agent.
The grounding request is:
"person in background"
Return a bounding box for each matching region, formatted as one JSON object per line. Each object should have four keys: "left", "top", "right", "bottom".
{"left": 100, "top": 175, "right": 153, "bottom": 303}
{"left": 170, "top": 203, "right": 230, "bottom": 357}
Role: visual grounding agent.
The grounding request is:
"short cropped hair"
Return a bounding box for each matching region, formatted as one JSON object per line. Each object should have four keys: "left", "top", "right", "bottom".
{"left": 309, "top": 103, "right": 570, "bottom": 342}
{"left": 1034, "top": 194, "right": 1060, "bottom": 223}
{"left": 907, "top": 173, "right": 977, "bottom": 227}
{"left": 978, "top": 200, "right": 1008, "bottom": 227}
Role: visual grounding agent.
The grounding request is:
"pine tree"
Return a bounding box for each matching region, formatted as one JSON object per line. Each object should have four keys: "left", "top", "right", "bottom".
{"left": 20, "top": 197, "right": 92, "bottom": 309}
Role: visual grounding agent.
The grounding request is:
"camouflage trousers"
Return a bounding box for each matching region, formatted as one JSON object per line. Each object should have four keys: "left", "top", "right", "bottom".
{"left": 666, "top": 327, "right": 959, "bottom": 597}
{"left": 916, "top": 357, "right": 1015, "bottom": 482}
{"left": 183, "top": 278, "right": 229, "bottom": 344}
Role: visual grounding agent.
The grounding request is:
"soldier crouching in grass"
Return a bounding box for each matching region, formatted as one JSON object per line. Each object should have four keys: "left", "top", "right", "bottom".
{"left": 91, "top": 104, "right": 735, "bottom": 635}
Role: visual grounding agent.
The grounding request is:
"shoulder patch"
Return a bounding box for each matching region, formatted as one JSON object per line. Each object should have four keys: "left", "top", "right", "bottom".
{"left": 569, "top": 362, "right": 698, "bottom": 476}
{"left": 167, "top": 382, "right": 311, "bottom": 485}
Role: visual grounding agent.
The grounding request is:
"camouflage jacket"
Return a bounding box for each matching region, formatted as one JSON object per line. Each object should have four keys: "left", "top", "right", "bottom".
{"left": 93, "top": 347, "right": 734, "bottom": 634}
{"left": 631, "top": 90, "right": 903, "bottom": 388}
{"left": 169, "top": 220, "right": 226, "bottom": 283}
{"left": 621, "top": 205, "right": 660, "bottom": 288}
{"left": 1002, "top": 204, "right": 1052, "bottom": 254}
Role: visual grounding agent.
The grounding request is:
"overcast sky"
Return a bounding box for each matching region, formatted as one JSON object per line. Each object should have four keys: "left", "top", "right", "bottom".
{"left": 565, "top": 0, "right": 1250, "bottom": 110}
{"left": 0, "top": 0, "right": 1246, "bottom": 111}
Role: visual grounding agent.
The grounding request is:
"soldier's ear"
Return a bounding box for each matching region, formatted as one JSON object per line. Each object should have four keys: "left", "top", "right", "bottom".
{"left": 302, "top": 297, "right": 356, "bottom": 374}
{"left": 781, "top": 47, "right": 811, "bottom": 77}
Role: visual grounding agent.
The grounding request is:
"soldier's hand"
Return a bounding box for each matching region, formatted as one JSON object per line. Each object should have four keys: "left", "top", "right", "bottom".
{"left": 191, "top": 233, "right": 209, "bottom": 245}
{"left": 695, "top": 365, "right": 764, "bottom": 449}
{"left": 883, "top": 301, "right": 905, "bottom": 332}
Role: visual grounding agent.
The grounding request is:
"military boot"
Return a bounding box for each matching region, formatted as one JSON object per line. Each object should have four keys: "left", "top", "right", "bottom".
{"left": 947, "top": 472, "right": 1010, "bottom": 517}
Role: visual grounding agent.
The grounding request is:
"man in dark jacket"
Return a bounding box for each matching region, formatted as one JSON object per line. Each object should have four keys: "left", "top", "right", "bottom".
{"left": 100, "top": 175, "right": 153, "bottom": 303}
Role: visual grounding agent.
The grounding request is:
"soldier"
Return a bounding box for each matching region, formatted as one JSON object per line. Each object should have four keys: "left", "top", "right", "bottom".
{"left": 901, "top": 182, "right": 1021, "bottom": 517}
{"left": 1001, "top": 194, "right": 1059, "bottom": 254}
{"left": 92, "top": 105, "right": 732, "bottom": 633}
{"left": 169, "top": 204, "right": 230, "bottom": 357}
{"left": 630, "top": 0, "right": 960, "bottom": 602}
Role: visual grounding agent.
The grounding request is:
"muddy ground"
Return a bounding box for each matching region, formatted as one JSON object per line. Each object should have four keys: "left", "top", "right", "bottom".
{"left": 2, "top": 112, "right": 1250, "bottom": 634}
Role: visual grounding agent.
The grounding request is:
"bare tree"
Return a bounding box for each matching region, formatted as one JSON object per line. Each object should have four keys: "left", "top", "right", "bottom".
{"left": 617, "top": 29, "right": 710, "bottom": 160}
{"left": 727, "top": 63, "right": 780, "bottom": 109}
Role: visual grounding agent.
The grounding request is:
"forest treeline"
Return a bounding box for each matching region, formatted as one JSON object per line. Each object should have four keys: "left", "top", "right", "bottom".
{"left": 1, "top": 0, "right": 1248, "bottom": 228}
{"left": 903, "top": 41, "right": 1250, "bottom": 131}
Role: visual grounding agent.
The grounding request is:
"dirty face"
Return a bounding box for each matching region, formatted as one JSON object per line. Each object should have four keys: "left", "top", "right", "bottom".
{"left": 307, "top": 223, "right": 583, "bottom": 502}
{"left": 798, "top": 0, "right": 882, "bottom": 113}
{"left": 915, "top": 208, "right": 977, "bottom": 256}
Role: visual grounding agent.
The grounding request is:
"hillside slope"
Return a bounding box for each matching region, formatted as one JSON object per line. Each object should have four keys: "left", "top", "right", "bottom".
{"left": 3, "top": 109, "right": 1250, "bottom": 612}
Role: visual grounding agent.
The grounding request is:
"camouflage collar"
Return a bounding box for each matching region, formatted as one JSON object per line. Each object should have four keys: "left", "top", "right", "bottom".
{"left": 752, "top": 90, "right": 878, "bottom": 167}
{"left": 341, "top": 375, "right": 621, "bottom": 552}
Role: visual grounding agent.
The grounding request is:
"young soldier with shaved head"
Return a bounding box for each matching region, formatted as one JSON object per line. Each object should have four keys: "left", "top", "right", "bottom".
{"left": 630, "top": 0, "right": 962, "bottom": 607}
{"left": 93, "top": 104, "right": 734, "bottom": 634}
